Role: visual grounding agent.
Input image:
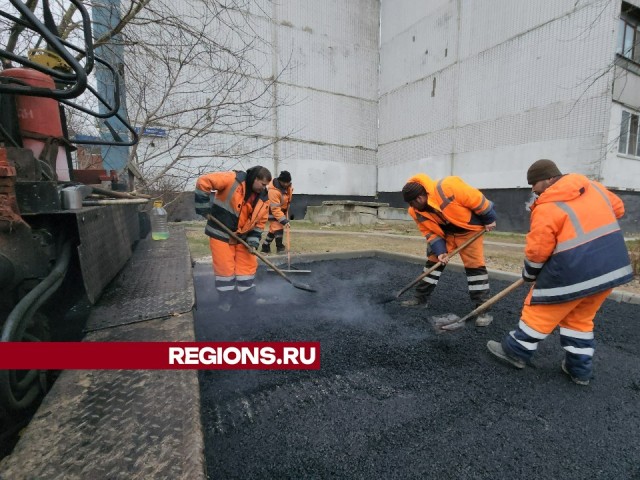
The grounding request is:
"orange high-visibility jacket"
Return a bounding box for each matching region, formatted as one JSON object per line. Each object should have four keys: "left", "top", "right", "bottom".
{"left": 268, "top": 178, "right": 293, "bottom": 223}
{"left": 194, "top": 171, "right": 268, "bottom": 245}
{"left": 523, "top": 173, "right": 633, "bottom": 304}
{"left": 406, "top": 174, "right": 496, "bottom": 256}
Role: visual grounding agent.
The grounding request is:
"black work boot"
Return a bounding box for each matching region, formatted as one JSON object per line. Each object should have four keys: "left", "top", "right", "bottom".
{"left": 261, "top": 243, "right": 271, "bottom": 254}
{"left": 216, "top": 290, "right": 235, "bottom": 312}
{"left": 275, "top": 237, "right": 286, "bottom": 254}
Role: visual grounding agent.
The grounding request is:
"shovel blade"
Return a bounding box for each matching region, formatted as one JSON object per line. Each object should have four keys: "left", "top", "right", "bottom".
{"left": 293, "top": 282, "right": 317, "bottom": 292}
{"left": 431, "top": 313, "right": 465, "bottom": 333}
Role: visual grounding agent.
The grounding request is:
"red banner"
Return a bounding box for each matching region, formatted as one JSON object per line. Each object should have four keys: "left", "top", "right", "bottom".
{"left": 0, "top": 342, "right": 321, "bottom": 370}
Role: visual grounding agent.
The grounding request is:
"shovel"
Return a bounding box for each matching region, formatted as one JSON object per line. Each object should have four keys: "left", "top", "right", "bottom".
{"left": 377, "top": 229, "right": 485, "bottom": 304}
{"left": 432, "top": 278, "right": 526, "bottom": 333}
{"left": 206, "top": 214, "right": 316, "bottom": 292}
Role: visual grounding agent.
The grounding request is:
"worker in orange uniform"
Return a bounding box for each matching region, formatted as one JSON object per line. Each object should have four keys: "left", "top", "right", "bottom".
{"left": 194, "top": 166, "right": 272, "bottom": 311}
{"left": 487, "top": 159, "right": 633, "bottom": 385}
{"left": 261, "top": 171, "right": 293, "bottom": 254}
{"left": 401, "top": 174, "right": 497, "bottom": 327}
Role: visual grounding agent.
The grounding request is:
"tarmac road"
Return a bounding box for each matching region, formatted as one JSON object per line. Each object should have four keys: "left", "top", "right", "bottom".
{"left": 194, "top": 257, "right": 640, "bottom": 479}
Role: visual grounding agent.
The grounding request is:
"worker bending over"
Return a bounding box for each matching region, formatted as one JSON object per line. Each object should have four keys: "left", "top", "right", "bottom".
{"left": 195, "top": 166, "right": 272, "bottom": 311}
{"left": 401, "top": 173, "right": 497, "bottom": 327}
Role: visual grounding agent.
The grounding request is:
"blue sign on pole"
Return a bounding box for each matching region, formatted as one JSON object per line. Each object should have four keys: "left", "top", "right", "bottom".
{"left": 134, "top": 127, "right": 167, "bottom": 138}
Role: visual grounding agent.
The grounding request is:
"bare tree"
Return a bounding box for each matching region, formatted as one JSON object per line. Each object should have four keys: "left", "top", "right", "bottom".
{"left": 116, "top": 0, "right": 288, "bottom": 194}
{"left": 1, "top": 0, "right": 288, "bottom": 195}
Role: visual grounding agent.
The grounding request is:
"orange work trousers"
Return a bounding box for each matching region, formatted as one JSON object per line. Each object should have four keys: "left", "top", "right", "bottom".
{"left": 268, "top": 220, "right": 285, "bottom": 235}
{"left": 521, "top": 287, "right": 613, "bottom": 334}
{"left": 209, "top": 237, "right": 258, "bottom": 296}
{"left": 427, "top": 230, "right": 486, "bottom": 268}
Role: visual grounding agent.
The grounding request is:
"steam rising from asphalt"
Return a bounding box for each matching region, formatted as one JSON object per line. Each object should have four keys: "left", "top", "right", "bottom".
{"left": 257, "top": 262, "right": 392, "bottom": 327}
{"left": 253, "top": 259, "right": 435, "bottom": 342}
{"left": 197, "top": 257, "right": 451, "bottom": 342}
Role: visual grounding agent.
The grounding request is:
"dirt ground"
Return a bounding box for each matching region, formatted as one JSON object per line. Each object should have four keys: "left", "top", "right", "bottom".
{"left": 186, "top": 222, "right": 640, "bottom": 296}
{"left": 278, "top": 229, "right": 640, "bottom": 296}
{"left": 194, "top": 257, "right": 640, "bottom": 479}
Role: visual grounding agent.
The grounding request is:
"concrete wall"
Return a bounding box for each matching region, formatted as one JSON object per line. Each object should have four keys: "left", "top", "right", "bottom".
{"left": 377, "top": 0, "right": 620, "bottom": 192}
{"left": 263, "top": 0, "right": 380, "bottom": 196}
{"left": 162, "top": 1, "right": 640, "bottom": 233}
{"left": 172, "top": 187, "right": 640, "bottom": 235}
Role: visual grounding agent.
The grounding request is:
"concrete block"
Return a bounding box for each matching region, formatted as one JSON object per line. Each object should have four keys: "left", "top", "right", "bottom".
{"left": 377, "top": 206, "right": 411, "bottom": 221}
{"left": 304, "top": 206, "right": 332, "bottom": 223}
{"left": 350, "top": 205, "right": 377, "bottom": 215}
{"left": 322, "top": 200, "right": 389, "bottom": 207}
{"left": 331, "top": 210, "right": 378, "bottom": 225}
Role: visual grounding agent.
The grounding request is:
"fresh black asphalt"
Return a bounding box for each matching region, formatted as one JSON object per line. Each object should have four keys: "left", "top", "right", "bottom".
{"left": 194, "top": 257, "right": 640, "bottom": 479}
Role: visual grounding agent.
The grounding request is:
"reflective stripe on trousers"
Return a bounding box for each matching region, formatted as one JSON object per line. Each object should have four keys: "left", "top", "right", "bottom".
{"left": 503, "top": 288, "right": 611, "bottom": 380}
{"left": 465, "top": 267, "right": 490, "bottom": 305}
{"left": 209, "top": 237, "right": 257, "bottom": 294}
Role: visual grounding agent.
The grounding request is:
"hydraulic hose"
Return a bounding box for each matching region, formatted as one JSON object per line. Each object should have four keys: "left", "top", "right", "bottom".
{"left": 0, "top": 240, "right": 72, "bottom": 410}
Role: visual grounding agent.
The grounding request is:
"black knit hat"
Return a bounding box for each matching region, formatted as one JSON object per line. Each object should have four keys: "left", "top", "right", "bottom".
{"left": 278, "top": 170, "right": 292, "bottom": 182}
{"left": 527, "top": 159, "right": 562, "bottom": 185}
{"left": 402, "top": 182, "right": 426, "bottom": 202}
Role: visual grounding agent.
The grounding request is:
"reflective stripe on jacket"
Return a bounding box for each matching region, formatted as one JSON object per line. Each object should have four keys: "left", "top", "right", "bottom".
{"left": 195, "top": 170, "right": 268, "bottom": 244}
{"left": 524, "top": 174, "right": 633, "bottom": 304}
{"left": 268, "top": 178, "right": 293, "bottom": 222}
{"left": 406, "top": 174, "right": 496, "bottom": 255}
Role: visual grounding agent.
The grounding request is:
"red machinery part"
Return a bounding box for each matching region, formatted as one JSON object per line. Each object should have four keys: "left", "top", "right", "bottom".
{"left": 0, "top": 68, "right": 63, "bottom": 137}
{"left": 0, "top": 68, "right": 70, "bottom": 181}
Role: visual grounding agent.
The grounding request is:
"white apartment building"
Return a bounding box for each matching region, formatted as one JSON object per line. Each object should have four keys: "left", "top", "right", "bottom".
{"left": 140, "top": 1, "right": 640, "bottom": 231}
{"left": 256, "top": 0, "right": 639, "bottom": 232}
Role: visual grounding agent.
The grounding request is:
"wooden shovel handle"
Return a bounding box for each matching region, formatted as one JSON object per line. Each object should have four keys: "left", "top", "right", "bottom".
{"left": 439, "top": 278, "right": 526, "bottom": 329}
{"left": 396, "top": 229, "right": 486, "bottom": 298}
{"left": 206, "top": 214, "right": 295, "bottom": 287}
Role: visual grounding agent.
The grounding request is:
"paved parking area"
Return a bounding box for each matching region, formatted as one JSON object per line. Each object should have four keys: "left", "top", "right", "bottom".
{"left": 195, "top": 256, "right": 640, "bottom": 479}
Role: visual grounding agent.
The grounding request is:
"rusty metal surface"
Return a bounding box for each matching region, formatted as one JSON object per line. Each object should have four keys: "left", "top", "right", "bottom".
{"left": 76, "top": 204, "right": 140, "bottom": 304}
{"left": 6, "top": 148, "right": 40, "bottom": 181}
{"left": 0, "top": 225, "right": 204, "bottom": 480}
{"left": 84, "top": 225, "right": 193, "bottom": 332}
{"left": 14, "top": 181, "right": 60, "bottom": 213}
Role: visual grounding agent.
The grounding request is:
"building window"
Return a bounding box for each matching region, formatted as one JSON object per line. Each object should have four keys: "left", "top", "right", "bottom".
{"left": 619, "top": 110, "right": 640, "bottom": 157}
{"left": 618, "top": 4, "right": 640, "bottom": 63}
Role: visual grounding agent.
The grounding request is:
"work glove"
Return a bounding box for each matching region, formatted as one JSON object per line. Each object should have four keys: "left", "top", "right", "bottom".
{"left": 194, "top": 190, "right": 211, "bottom": 217}
{"left": 279, "top": 218, "right": 290, "bottom": 226}
{"left": 247, "top": 238, "right": 260, "bottom": 250}
{"left": 521, "top": 268, "right": 536, "bottom": 282}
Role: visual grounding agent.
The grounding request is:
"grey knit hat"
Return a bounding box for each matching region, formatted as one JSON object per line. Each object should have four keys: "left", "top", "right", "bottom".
{"left": 527, "top": 159, "right": 562, "bottom": 185}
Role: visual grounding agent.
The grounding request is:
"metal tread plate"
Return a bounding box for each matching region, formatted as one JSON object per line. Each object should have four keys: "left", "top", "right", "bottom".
{"left": 0, "top": 314, "right": 206, "bottom": 480}
{"left": 85, "top": 225, "right": 194, "bottom": 332}
{"left": 77, "top": 204, "right": 140, "bottom": 304}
